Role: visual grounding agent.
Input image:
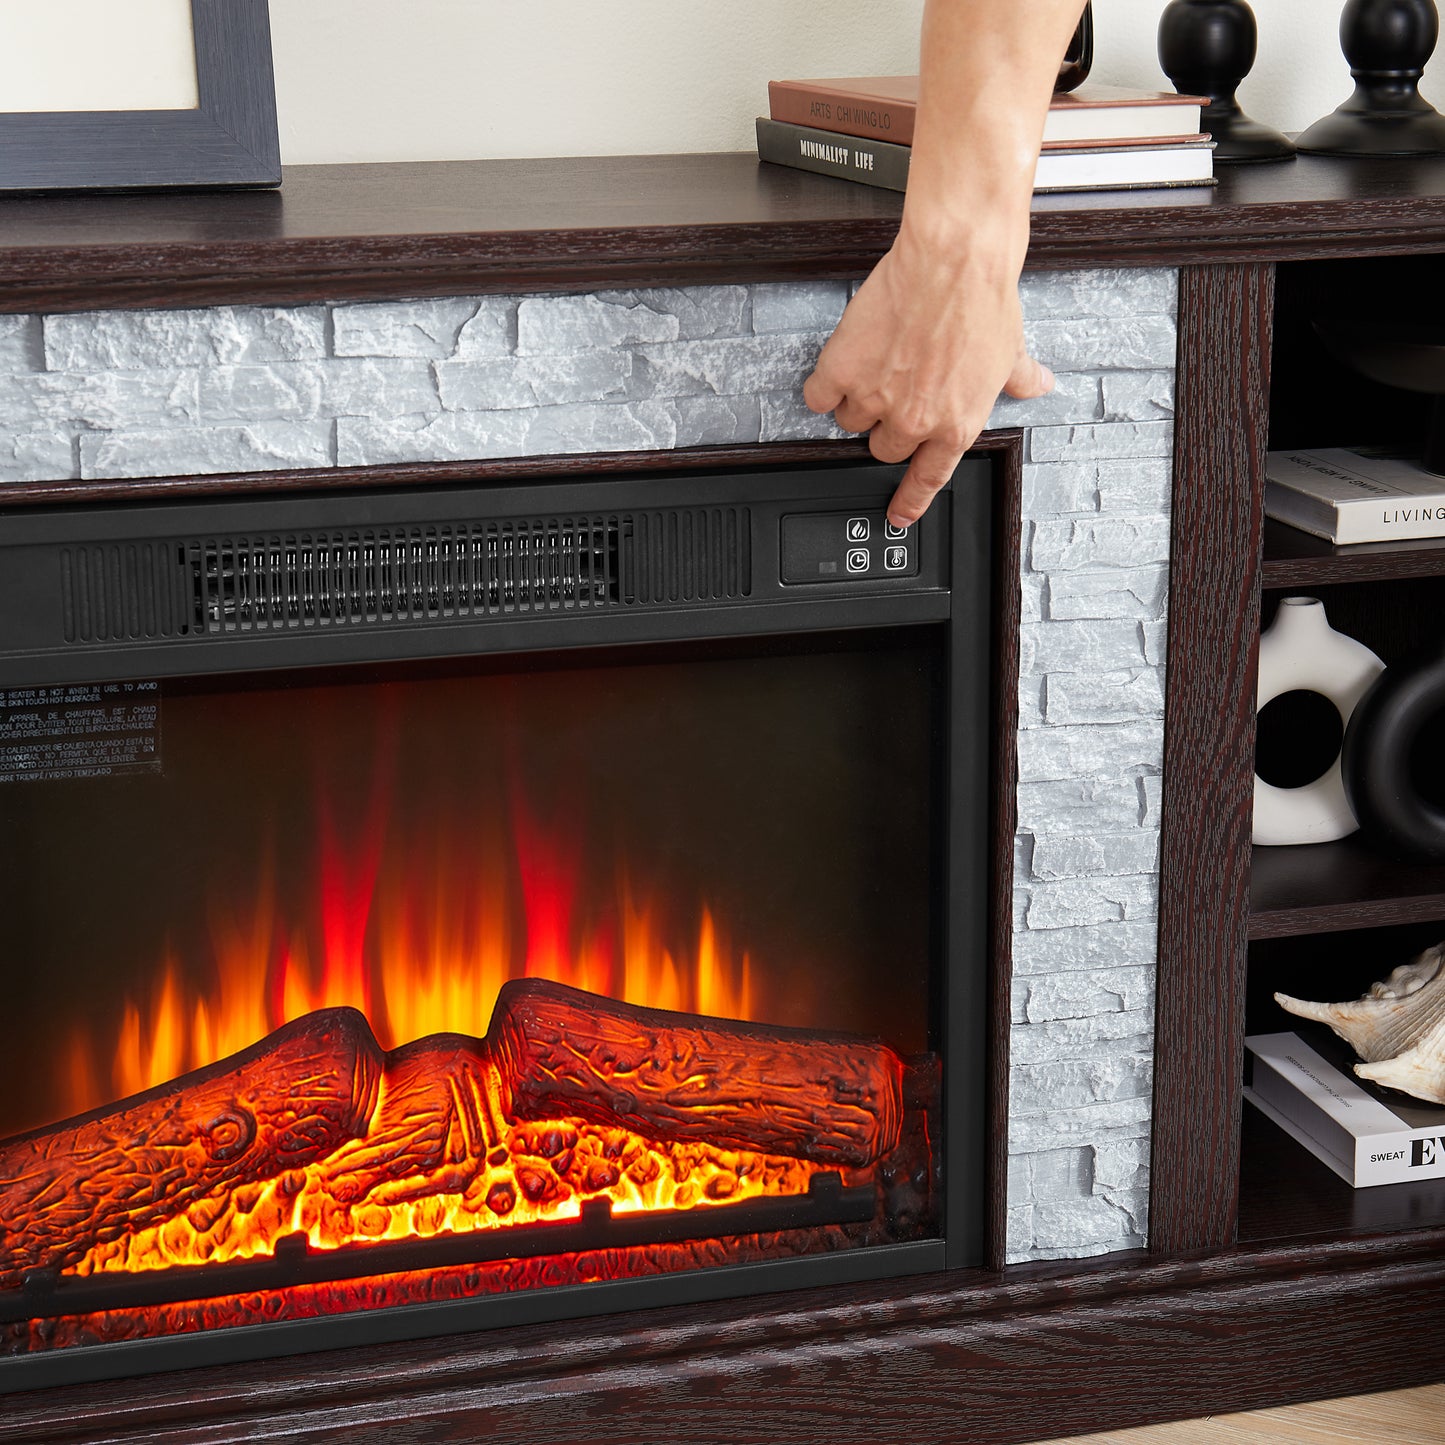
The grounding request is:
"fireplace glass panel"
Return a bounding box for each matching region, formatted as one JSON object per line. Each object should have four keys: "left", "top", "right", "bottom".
{"left": 0, "top": 628, "right": 944, "bottom": 1363}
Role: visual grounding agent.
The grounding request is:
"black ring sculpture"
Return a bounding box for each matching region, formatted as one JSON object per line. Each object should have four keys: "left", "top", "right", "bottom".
{"left": 1343, "top": 647, "right": 1445, "bottom": 858}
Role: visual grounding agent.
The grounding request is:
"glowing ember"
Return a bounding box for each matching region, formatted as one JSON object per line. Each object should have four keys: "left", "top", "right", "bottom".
{"left": 75, "top": 1113, "right": 824, "bottom": 1279}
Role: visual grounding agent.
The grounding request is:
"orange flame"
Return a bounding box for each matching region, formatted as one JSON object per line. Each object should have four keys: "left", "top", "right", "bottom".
{"left": 64, "top": 782, "right": 757, "bottom": 1121}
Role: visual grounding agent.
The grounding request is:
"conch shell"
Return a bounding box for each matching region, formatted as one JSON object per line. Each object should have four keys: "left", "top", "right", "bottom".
{"left": 1275, "top": 943, "right": 1445, "bottom": 1105}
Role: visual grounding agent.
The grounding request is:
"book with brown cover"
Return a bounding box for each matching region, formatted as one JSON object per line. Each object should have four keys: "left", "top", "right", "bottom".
{"left": 767, "top": 77, "right": 1207, "bottom": 150}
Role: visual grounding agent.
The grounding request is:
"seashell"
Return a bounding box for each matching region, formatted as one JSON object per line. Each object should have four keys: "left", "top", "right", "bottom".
{"left": 1355, "top": 1023, "right": 1445, "bottom": 1106}
{"left": 1274, "top": 942, "right": 1445, "bottom": 1105}
{"left": 1275, "top": 943, "right": 1445, "bottom": 1063}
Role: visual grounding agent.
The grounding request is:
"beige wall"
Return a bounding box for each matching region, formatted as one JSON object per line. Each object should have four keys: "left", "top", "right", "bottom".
{"left": 270, "top": 0, "right": 924, "bottom": 164}
{"left": 269, "top": 0, "right": 1445, "bottom": 165}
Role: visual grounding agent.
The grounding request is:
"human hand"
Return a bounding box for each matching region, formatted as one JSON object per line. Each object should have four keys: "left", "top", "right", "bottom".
{"left": 802, "top": 226, "right": 1054, "bottom": 529}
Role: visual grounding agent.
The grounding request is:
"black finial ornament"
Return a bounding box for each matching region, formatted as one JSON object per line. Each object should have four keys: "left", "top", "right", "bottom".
{"left": 1297, "top": 0, "right": 1445, "bottom": 155}
{"left": 1158, "top": 0, "right": 1296, "bottom": 162}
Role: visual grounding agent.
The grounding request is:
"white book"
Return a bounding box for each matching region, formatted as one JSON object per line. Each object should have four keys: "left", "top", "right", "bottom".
{"left": 1265, "top": 447, "right": 1445, "bottom": 544}
{"left": 1032, "top": 140, "right": 1214, "bottom": 193}
{"left": 1245, "top": 1031, "right": 1445, "bottom": 1188}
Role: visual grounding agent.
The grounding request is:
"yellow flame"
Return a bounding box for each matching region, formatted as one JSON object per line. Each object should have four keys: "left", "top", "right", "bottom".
{"left": 62, "top": 850, "right": 758, "bottom": 1119}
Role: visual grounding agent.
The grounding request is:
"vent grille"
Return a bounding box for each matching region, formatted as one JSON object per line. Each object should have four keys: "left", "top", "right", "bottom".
{"left": 60, "top": 544, "right": 192, "bottom": 644}
{"left": 193, "top": 519, "right": 619, "bottom": 634}
{"left": 60, "top": 508, "right": 752, "bottom": 643}
{"left": 622, "top": 509, "right": 751, "bottom": 606}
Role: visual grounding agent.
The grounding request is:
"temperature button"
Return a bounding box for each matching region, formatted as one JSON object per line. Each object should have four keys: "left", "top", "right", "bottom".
{"left": 884, "top": 545, "right": 909, "bottom": 571}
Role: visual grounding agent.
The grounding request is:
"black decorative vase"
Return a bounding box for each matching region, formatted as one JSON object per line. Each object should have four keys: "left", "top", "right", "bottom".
{"left": 1057, "top": 3, "right": 1095, "bottom": 93}
{"left": 1343, "top": 642, "right": 1445, "bottom": 858}
{"left": 1157, "top": 0, "right": 1296, "bottom": 162}
{"left": 1313, "top": 319, "right": 1445, "bottom": 475}
{"left": 1297, "top": 0, "right": 1445, "bottom": 156}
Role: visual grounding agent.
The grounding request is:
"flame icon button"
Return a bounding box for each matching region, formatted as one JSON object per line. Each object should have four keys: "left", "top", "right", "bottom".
{"left": 846, "top": 517, "right": 870, "bottom": 542}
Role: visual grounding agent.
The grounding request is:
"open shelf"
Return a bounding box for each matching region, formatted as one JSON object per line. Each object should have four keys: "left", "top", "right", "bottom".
{"left": 1262, "top": 519, "right": 1445, "bottom": 589}
{"left": 1250, "top": 837, "right": 1445, "bottom": 939}
{"left": 1237, "top": 1105, "right": 1445, "bottom": 1245}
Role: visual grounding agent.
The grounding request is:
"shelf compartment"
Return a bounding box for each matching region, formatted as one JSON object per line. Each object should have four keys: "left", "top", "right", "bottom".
{"left": 1250, "top": 836, "right": 1445, "bottom": 938}
{"left": 1237, "top": 1104, "right": 1445, "bottom": 1245}
{"left": 1262, "top": 519, "right": 1445, "bottom": 589}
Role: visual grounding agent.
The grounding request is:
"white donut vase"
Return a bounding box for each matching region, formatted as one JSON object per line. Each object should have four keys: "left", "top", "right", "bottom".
{"left": 1253, "top": 596, "right": 1385, "bottom": 846}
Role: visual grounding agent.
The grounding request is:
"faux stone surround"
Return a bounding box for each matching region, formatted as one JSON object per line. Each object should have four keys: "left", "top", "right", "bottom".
{"left": 0, "top": 268, "right": 1176, "bottom": 1265}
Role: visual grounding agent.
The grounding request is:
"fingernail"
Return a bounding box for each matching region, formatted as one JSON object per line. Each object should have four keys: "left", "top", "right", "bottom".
{"left": 1041, "top": 365, "right": 1056, "bottom": 390}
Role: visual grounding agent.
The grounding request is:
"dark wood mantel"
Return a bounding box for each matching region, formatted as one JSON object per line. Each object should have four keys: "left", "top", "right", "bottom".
{"left": 0, "top": 151, "right": 1444, "bottom": 313}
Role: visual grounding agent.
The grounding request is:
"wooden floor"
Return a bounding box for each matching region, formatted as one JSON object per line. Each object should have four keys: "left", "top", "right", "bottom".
{"left": 1037, "top": 1384, "right": 1445, "bottom": 1444}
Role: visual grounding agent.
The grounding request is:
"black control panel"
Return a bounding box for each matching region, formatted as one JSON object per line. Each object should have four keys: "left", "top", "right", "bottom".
{"left": 779, "top": 511, "right": 919, "bottom": 584}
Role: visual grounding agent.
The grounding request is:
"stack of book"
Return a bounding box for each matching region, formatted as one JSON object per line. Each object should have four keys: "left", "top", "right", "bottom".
{"left": 757, "top": 75, "right": 1214, "bottom": 194}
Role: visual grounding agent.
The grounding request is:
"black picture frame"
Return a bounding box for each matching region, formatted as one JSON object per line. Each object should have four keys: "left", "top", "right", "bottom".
{"left": 0, "top": 0, "right": 280, "bottom": 193}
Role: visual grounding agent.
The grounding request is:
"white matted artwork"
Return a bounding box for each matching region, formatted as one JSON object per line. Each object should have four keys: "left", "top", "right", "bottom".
{"left": 0, "top": 0, "right": 199, "bottom": 114}
{"left": 0, "top": 0, "right": 279, "bottom": 191}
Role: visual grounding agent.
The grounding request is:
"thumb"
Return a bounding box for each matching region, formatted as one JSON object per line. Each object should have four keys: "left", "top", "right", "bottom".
{"left": 1002, "top": 349, "right": 1054, "bottom": 401}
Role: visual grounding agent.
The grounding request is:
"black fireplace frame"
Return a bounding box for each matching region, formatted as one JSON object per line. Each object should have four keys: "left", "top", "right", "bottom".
{"left": 0, "top": 447, "right": 1009, "bottom": 1394}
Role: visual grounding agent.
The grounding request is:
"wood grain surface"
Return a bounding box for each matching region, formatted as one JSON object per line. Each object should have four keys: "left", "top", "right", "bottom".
{"left": 7, "top": 1231, "right": 1445, "bottom": 1444}
{"left": 1148, "top": 264, "right": 1273, "bottom": 1258}
{"left": 1262, "top": 520, "right": 1445, "bottom": 589}
{"left": 0, "top": 153, "right": 1443, "bottom": 312}
{"left": 1237, "top": 1104, "right": 1445, "bottom": 1245}
{"left": 0, "top": 438, "right": 891, "bottom": 511}
{"left": 1250, "top": 835, "right": 1445, "bottom": 938}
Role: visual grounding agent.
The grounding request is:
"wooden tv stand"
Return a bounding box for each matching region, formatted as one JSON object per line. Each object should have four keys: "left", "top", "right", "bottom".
{"left": 3, "top": 155, "right": 1445, "bottom": 1443}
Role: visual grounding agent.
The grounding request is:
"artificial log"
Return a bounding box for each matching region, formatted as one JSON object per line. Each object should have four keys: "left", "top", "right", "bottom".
{"left": 0, "top": 1009, "right": 380, "bottom": 1282}
{"left": 0, "top": 981, "right": 902, "bottom": 1289}
{"left": 308, "top": 1036, "right": 496, "bottom": 1208}
{"left": 492, "top": 978, "right": 904, "bottom": 1167}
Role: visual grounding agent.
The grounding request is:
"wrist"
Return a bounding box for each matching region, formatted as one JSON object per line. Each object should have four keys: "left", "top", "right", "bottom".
{"left": 894, "top": 201, "right": 1030, "bottom": 286}
{"left": 898, "top": 142, "right": 1034, "bottom": 275}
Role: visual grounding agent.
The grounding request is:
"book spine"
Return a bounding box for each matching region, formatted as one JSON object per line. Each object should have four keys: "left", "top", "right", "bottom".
{"left": 1264, "top": 482, "right": 1346, "bottom": 543}
{"left": 755, "top": 118, "right": 909, "bottom": 194}
{"left": 1335, "top": 501, "right": 1445, "bottom": 545}
{"left": 767, "top": 83, "right": 915, "bottom": 145}
{"left": 1356, "top": 1130, "right": 1445, "bottom": 1184}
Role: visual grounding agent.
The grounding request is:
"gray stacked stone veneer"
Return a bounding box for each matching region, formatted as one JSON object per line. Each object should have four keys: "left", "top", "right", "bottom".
{"left": 0, "top": 268, "right": 1176, "bottom": 1264}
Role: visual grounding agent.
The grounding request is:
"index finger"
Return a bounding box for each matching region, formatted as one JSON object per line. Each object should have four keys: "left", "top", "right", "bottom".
{"left": 886, "top": 438, "right": 967, "bottom": 529}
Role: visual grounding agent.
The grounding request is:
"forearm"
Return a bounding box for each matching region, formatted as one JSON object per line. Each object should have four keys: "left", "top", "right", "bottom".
{"left": 803, "top": 0, "right": 1089, "bottom": 526}
{"left": 904, "top": 0, "right": 1089, "bottom": 268}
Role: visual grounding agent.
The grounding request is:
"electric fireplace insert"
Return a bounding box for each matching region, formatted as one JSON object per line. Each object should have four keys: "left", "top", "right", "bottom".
{"left": 0, "top": 457, "right": 996, "bottom": 1392}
